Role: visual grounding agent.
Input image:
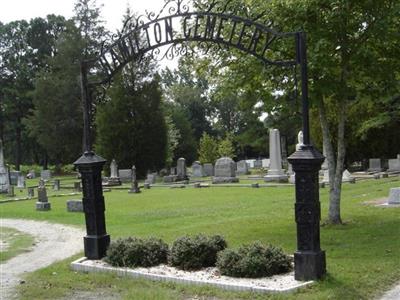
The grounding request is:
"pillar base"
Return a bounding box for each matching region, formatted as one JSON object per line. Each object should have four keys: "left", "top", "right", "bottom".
{"left": 84, "top": 234, "right": 110, "bottom": 259}
{"left": 294, "top": 250, "right": 326, "bottom": 281}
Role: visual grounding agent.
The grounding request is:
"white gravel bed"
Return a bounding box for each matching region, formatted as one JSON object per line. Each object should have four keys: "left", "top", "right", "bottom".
{"left": 71, "top": 258, "right": 313, "bottom": 293}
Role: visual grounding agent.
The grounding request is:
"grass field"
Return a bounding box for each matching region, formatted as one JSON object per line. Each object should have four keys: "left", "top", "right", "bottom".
{"left": 1, "top": 176, "right": 400, "bottom": 299}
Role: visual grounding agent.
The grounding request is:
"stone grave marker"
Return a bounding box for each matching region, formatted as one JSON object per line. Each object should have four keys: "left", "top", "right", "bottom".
{"left": 53, "top": 179, "right": 60, "bottom": 191}
{"left": 9, "top": 171, "right": 21, "bottom": 186}
{"left": 74, "top": 181, "right": 81, "bottom": 192}
{"left": 67, "top": 200, "right": 83, "bottom": 212}
{"left": 236, "top": 160, "right": 249, "bottom": 175}
{"left": 176, "top": 158, "right": 188, "bottom": 181}
{"left": 254, "top": 160, "right": 262, "bottom": 168}
{"left": 246, "top": 159, "right": 256, "bottom": 168}
{"left": 212, "top": 157, "right": 239, "bottom": 183}
{"left": 7, "top": 186, "right": 14, "bottom": 197}
{"left": 0, "top": 140, "right": 10, "bottom": 193}
{"left": 388, "top": 188, "right": 400, "bottom": 204}
{"left": 368, "top": 158, "right": 382, "bottom": 173}
{"left": 129, "top": 165, "right": 141, "bottom": 193}
{"left": 203, "top": 163, "right": 214, "bottom": 176}
{"left": 119, "top": 169, "right": 132, "bottom": 183}
{"left": 342, "top": 169, "right": 355, "bottom": 183}
{"left": 17, "top": 174, "right": 26, "bottom": 188}
{"left": 388, "top": 158, "right": 400, "bottom": 172}
{"left": 261, "top": 159, "right": 270, "bottom": 168}
{"left": 27, "top": 187, "right": 34, "bottom": 198}
{"left": 36, "top": 179, "right": 51, "bottom": 211}
{"left": 40, "top": 170, "right": 52, "bottom": 180}
{"left": 145, "top": 173, "right": 156, "bottom": 184}
{"left": 170, "top": 167, "right": 176, "bottom": 175}
{"left": 108, "top": 159, "right": 122, "bottom": 185}
{"left": 264, "top": 129, "right": 288, "bottom": 182}
{"left": 191, "top": 161, "right": 204, "bottom": 177}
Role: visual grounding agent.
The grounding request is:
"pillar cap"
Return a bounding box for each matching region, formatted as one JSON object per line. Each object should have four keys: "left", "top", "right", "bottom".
{"left": 74, "top": 151, "right": 107, "bottom": 166}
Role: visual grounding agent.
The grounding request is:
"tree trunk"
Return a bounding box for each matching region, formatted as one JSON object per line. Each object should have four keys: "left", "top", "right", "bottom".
{"left": 329, "top": 98, "right": 347, "bottom": 224}
{"left": 15, "top": 121, "right": 21, "bottom": 171}
{"left": 318, "top": 96, "right": 343, "bottom": 224}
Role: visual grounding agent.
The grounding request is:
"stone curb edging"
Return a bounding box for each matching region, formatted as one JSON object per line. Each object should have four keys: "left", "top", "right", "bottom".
{"left": 71, "top": 257, "right": 313, "bottom": 293}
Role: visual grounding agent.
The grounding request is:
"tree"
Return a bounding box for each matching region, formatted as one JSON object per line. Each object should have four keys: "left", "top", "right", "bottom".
{"left": 198, "top": 133, "right": 218, "bottom": 164}
{"left": 165, "top": 115, "right": 181, "bottom": 167}
{"left": 197, "top": 0, "right": 400, "bottom": 224}
{"left": 218, "top": 134, "right": 235, "bottom": 158}
{"left": 95, "top": 74, "right": 167, "bottom": 177}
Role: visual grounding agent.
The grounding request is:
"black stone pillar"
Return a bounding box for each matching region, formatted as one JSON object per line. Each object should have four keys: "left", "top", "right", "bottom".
{"left": 288, "top": 145, "right": 326, "bottom": 281}
{"left": 74, "top": 152, "right": 110, "bottom": 259}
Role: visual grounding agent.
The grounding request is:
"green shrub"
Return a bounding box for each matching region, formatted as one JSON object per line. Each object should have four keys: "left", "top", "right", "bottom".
{"left": 216, "top": 241, "right": 292, "bottom": 278}
{"left": 169, "top": 234, "right": 227, "bottom": 270}
{"left": 105, "top": 237, "right": 169, "bottom": 268}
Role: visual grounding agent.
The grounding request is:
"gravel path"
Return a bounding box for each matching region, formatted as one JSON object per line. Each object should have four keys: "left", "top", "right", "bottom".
{"left": 379, "top": 283, "right": 400, "bottom": 300}
{"left": 0, "top": 219, "right": 84, "bottom": 300}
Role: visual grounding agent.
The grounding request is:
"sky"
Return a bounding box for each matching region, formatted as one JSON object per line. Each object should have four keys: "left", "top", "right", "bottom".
{"left": 0, "top": 0, "right": 177, "bottom": 68}
{"left": 0, "top": 0, "right": 168, "bottom": 32}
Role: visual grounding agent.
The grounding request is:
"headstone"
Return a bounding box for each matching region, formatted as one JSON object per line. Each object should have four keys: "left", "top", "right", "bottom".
{"left": 9, "top": 171, "right": 21, "bottom": 186}
{"left": 246, "top": 159, "right": 256, "bottom": 168}
{"left": 236, "top": 160, "right": 249, "bottom": 175}
{"left": 67, "top": 200, "right": 83, "bottom": 212}
{"left": 40, "top": 170, "right": 52, "bottom": 180}
{"left": 368, "top": 158, "right": 382, "bottom": 173}
{"left": 193, "top": 182, "right": 201, "bottom": 188}
{"left": 0, "top": 139, "right": 10, "bottom": 193}
{"left": 191, "top": 161, "right": 204, "bottom": 177}
{"left": 342, "top": 169, "right": 355, "bottom": 183}
{"left": 374, "top": 174, "right": 380, "bottom": 179}
{"left": 74, "top": 181, "right": 81, "bottom": 192}
{"left": 388, "top": 159, "right": 400, "bottom": 172}
{"left": 203, "top": 163, "right": 214, "bottom": 176}
{"left": 261, "top": 159, "right": 270, "bottom": 168}
{"left": 212, "top": 157, "right": 239, "bottom": 184}
{"left": 388, "top": 188, "right": 400, "bottom": 204}
{"left": 7, "top": 186, "right": 14, "bottom": 197}
{"left": 145, "top": 173, "right": 156, "bottom": 184}
{"left": 17, "top": 174, "right": 26, "bottom": 188}
{"left": 119, "top": 169, "right": 132, "bottom": 183}
{"left": 163, "top": 175, "right": 177, "bottom": 183}
{"left": 254, "top": 160, "right": 262, "bottom": 168}
{"left": 264, "top": 129, "right": 288, "bottom": 182}
{"left": 27, "top": 187, "right": 34, "bottom": 198}
{"left": 170, "top": 167, "right": 176, "bottom": 175}
{"left": 53, "top": 179, "right": 60, "bottom": 191}
{"left": 108, "top": 159, "right": 121, "bottom": 186}
{"left": 129, "top": 165, "right": 141, "bottom": 193}
{"left": 144, "top": 182, "right": 151, "bottom": 189}
{"left": 381, "top": 173, "right": 389, "bottom": 178}
{"left": 36, "top": 179, "right": 51, "bottom": 211}
{"left": 176, "top": 158, "right": 188, "bottom": 181}
{"left": 288, "top": 163, "right": 295, "bottom": 184}
{"left": 322, "top": 170, "right": 330, "bottom": 183}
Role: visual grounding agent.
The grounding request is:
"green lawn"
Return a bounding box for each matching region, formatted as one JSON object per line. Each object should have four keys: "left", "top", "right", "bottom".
{"left": 1, "top": 176, "right": 399, "bottom": 299}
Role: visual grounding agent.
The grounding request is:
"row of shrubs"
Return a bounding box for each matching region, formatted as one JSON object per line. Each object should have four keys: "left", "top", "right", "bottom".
{"left": 105, "top": 234, "right": 292, "bottom": 278}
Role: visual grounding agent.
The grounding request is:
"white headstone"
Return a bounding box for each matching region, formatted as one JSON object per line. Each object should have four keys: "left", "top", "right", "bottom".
{"left": 236, "top": 160, "right": 249, "bottom": 175}
{"left": 212, "top": 157, "right": 239, "bottom": 183}
{"left": 388, "top": 159, "right": 400, "bottom": 172}
{"left": 40, "top": 170, "right": 51, "bottom": 180}
{"left": 0, "top": 139, "right": 10, "bottom": 193}
{"left": 17, "top": 175, "right": 26, "bottom": 188}
{"left": 191, "top": 161, "right": 204, "bottom": 177}
{"left": 203, "top": 163, "right": 214, "bottom": 176}
{"left": 261, "top": 159, "right": 270, "bottom": 168}
{"left": 264, "top": 129, "right": 288, "bottom": 182}
{"left": 246, "top": 159, "right": 256, "bottom": 168}
{"left": 368, "top": 158, "right": 382, "bottom": 172}
{"left": 388, "top": 188, "right": 400, "bottom": 204}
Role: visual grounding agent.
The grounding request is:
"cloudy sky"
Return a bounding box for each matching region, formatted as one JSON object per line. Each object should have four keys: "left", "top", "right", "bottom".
{"left": 0, "top": 0, "right": 168, "bottom": 32}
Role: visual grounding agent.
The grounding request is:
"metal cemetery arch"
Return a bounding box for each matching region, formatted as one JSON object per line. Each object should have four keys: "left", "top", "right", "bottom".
{"left": 74, "top": 0, "right": 326, "bottom": 281}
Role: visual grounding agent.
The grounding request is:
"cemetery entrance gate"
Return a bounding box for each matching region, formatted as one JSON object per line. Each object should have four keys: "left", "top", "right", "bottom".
{"left": 74, "top": 0, "right": 326, "bottom": 281}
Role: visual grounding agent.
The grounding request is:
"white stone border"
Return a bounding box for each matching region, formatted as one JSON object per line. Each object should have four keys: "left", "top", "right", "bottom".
{"left": 71, "top": 257, "right": 313, "bottom": 293}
